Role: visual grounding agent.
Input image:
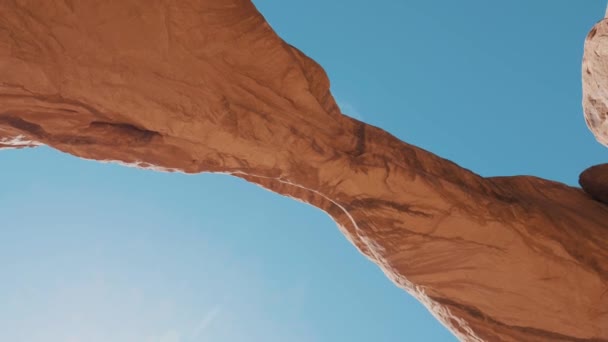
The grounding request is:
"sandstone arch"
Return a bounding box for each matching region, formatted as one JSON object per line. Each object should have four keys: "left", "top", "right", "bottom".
{"left": 1, "top": 1, "right": 607, "bottom": 341}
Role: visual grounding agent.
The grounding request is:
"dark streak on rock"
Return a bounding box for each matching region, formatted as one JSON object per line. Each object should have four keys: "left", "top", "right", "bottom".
{"left": 350, "top": 198, "right": 434, "bottom": 218}
{"left": 311, "top": 138, "right": 324, "bottom": 154}
{"left": 588, "top": 26, "right": 598, "bottom": 40}
{"left": 0, "top": 116, "right": 46, "bottom": 137}
{"left": 431, "top": 296, "right": 608, "bottom": 342}
{"left": 88, "top": 121, "right": 160, "bottom": 144}
{"left": 55, "top": 135, "right": 96, "bottom": 145}
{"left": 352, "top": 121, "right": 365, "bottom": 157}
{"left": 0, "top": 116, "right": 159, "bottom": 146}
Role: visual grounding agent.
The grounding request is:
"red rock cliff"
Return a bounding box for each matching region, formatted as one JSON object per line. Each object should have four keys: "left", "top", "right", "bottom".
{"left": 1, "top": 1, "right": 607, "bottom": 341}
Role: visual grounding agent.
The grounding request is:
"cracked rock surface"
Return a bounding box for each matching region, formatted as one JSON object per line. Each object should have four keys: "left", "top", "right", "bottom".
{"left": 584, "top": 12, "right": 608, "bottom": 147}
{"left": 1, "top": 1, "right": 607, "bottom": 341}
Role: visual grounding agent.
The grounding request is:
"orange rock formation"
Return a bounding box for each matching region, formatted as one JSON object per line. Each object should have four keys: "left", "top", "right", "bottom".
{"left": 580, "top": 164, "right": 608, "bottom": 205}
{"left": 1, "top": 1, "right": 607, "bottom": 341}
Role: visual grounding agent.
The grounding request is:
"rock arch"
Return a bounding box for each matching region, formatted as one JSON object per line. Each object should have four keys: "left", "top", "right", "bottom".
{"left": 1, "top": 1, "right": 607, "bottom": 340}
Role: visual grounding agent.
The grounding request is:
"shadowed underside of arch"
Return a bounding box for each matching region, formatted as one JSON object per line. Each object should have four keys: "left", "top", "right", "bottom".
{"left": 1, "top": 1, "right": 608, "bottom": 341}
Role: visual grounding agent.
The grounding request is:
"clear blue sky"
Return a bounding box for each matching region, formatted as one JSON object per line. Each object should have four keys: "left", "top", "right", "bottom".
{"left": 1, "top": 1, "right": 607, "bottom": 341}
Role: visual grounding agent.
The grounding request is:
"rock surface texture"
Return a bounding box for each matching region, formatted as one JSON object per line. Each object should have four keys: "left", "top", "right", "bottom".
{"left": 1, "top": 1, "right": 607, "bottom": 341}
{"left": 580, "top": 164, "right": 608, "bottom": 205}
{"left": 583, "top": 13, "right": 608, "bottom": 146}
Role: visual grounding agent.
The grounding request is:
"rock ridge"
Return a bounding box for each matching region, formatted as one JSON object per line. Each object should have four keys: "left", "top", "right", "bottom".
{"left": 1, "top": 1, "right": 607, "bottom": 341}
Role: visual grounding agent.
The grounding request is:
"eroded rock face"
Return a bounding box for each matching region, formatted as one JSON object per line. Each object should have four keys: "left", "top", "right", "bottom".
{"left": 583, "top": 15, "right": 608, "bottom": 146}
{"left": 580, "top": 164, "right": 608, "bottom": 205}
{"left": 1, "top": 1, "right": 607, "bottom": 341}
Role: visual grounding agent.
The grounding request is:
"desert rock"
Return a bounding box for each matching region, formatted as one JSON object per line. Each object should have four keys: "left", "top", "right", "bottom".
{"left": 583, "top": 13, "right": 608, "bottom": 146}
{"left": 580, "top": 163, "right": 608, "bottom": 205}
{"left": 1, "top": 1, "right": 607, "bottom": 341}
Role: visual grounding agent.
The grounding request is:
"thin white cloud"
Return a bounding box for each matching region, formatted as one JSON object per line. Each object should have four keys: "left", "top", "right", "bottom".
{"left": 153, "top": 330, "right": 181, "bottom": 342}
{"left": 190, "top": 305, "right": 222, "bottom": 339}
{"left": 336, "top": 99, "right": 364, "bottom": 120}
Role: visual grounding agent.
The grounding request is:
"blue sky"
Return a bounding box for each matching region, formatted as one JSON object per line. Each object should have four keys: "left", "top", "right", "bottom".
{"left": 1, "top": 1, "right": 607, "bottom": 341}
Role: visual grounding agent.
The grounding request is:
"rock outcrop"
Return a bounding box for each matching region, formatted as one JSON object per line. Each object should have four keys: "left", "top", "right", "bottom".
{"left": 583, "top": 12, "right": 608, "bottom": 146}
{"left": 1, "top": 1, "right": 607, "bottom": 341}
{"left": 580, "top": 164, "right": 608, "bottom": 205}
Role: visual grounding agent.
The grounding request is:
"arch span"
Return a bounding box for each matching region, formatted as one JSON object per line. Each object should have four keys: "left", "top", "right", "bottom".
{"left": 1, "top": 1, "right": 608, "bottom": 340}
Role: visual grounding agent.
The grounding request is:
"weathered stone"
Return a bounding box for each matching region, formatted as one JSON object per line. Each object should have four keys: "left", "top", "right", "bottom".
{"left": 1, "top": 1, "right": 607, "bottom": 341}
{"left": 583, "top": 13, "right": 608, "bottom": 147}
{"left": 580, "top": 163, "right": 608, "bottom": 205}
